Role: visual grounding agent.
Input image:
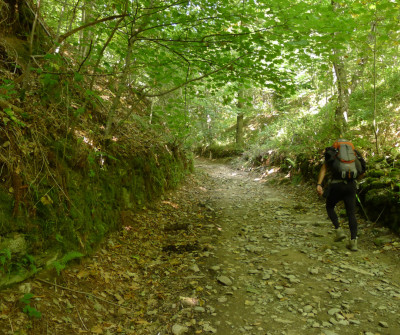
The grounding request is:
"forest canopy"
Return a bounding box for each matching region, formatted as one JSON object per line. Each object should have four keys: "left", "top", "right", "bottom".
{"left": 1, "top": 0, "right": 399, "bottom": 157}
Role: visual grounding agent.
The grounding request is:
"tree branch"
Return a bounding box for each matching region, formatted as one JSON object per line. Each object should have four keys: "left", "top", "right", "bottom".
{"left": 137, "top": 37, "right": 231, "bottom": 44}
{"left": 144, "top": 55, "right": 245, "bottom": 98}
{"left": 77, "top": 39, "right": 93, "bottom": 73}
{"left": 200, "top": 24, "right": 288, "bottom": 42}
{"left": 134, "top": 15, "right": 224, "bottom": 35}
{"left": 55, "top": 14, "right": 129, "bottom": 46}
{"left": 131, "top": 0, "right": 190, "bottom": 22}
{"left": 150, "top": 40, "right": 191, "bottom": 64}
{"left": 36, "top": 279, "right": 123, "bottom": 307}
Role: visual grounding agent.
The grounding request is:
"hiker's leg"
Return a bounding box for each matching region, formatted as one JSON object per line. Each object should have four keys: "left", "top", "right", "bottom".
{"left": 343, "top": 184, "right": 358, "bottom": 240}
{"left": 326, "top": 185, "right": 341, "bottom": 229}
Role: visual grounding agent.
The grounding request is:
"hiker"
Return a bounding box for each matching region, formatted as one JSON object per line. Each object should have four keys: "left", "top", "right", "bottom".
{"left": 316, "top": 139, "right": 366, "bottom": 251}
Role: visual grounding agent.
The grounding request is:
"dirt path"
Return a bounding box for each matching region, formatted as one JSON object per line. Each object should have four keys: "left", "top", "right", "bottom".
{"left": 1, "top": 159, "right": 399, "bottom": 335}
{"left": 193, "top": 159, "right": 400, "bottom": 335}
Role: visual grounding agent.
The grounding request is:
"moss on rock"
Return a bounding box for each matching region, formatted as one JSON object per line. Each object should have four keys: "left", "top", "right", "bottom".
{"left": 367, "top": 170, "right": 385, "bottom": 178}
{"left": 0, "top": 140, "right": 191, "bottom": 287}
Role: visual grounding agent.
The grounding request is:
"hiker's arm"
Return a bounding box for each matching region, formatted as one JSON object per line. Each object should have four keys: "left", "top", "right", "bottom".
{"left": 316, "top": 163, "right": 327, "bottom": 196}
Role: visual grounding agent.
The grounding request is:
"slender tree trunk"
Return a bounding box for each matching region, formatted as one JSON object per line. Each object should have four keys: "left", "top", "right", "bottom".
{"left": 89, "top": 15, "right": 125, "bottom": 91}
{"left": 80, "top": 0, "right": 93, "bottom": 59}
{"left": 372, "top": 22, "right": 379, "bottom": 154}
{"left": 149, "top": 99, "right": 154, "bottom": 124}
{"left": 68, "top": 0, "right": 81, "bottom": 32}
{"left": 236, "top": 89, "right": 245, "bottom": 149}
{"left": 332, "top": 58, "right": 349, "bottom": 136}
{"left": 330, "top": 0, "right": 370, "bottom": 137}
{"left": 236, "top": 112, "right": 244, "bottom": 147}
{"left": 104, "top": 38, "right": 134, "bottom": 137}
{"left": 21, "top": 0, "right": 41, "bottom": 100}
{"left": 103, "top": 2, "right": 154, "bottom": 137}
{"left": 56, "top": 0, "right": 67, "bottom": 39}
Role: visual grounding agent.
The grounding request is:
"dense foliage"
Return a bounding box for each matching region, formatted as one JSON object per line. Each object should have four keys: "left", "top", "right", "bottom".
{"left": 3, "top": 0, "right": 399, "bottom": 155}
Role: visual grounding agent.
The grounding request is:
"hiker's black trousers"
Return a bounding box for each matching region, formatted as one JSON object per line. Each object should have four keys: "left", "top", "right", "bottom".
{"left": 325, "top": 181, "right": 357, "bottom": 239}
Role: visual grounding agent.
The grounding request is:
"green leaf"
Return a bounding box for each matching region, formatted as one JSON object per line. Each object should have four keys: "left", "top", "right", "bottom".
{"left": 23, "top": 305, "right": 42, "bottom": 318}
{"left": 20, "top": 293, "right": 34, "bottom": 305}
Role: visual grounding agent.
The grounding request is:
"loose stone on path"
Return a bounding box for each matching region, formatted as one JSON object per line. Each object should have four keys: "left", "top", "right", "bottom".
{"left": 172, "top": 324, "right": 188, "bottom": 335}
{"left": 217, "top": 275, "right": 233, "bottom": 286}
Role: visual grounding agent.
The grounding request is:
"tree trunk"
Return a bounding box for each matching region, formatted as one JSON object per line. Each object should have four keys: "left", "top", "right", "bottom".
{"left": 236, "top": 89, "right": 245, "bottom": 149}
{"left": 21, "top": 0, "right": 41, "bottom": 100}
{"left": 330, "top": 0, "right": 369, "bottom": 137}
{"left": 236, "top": 112, "right": 244, "bottom": 148}
{"left": 80, "top": 0, "right": 92, "bottom": 59}
{"left": 104, "top": 38, "right": 134, "bottom": 137}
{"left": 332, "top": 58, "right": 349, "bottom": 136}
{"left": 89, "top": 15, "right": 125, "bottom": 91}
{"left": 372, "top": 22, "right": 379, "bottom": 154}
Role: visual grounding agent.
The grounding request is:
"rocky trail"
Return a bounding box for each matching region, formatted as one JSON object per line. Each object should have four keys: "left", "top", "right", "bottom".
{"left": 1, "top": 159, "right": 400, "bottom": 335}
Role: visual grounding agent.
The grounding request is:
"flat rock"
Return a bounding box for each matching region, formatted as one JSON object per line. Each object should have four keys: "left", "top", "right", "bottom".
{"left": 202, "top": 323, "right": 217, "bottom": 333}
{"left": 172, "top": 324, "right": 188, "bottom": 335}
{"left": 328, "top": 308, "right": 341, "bottom": 316}
{"left": 273, "top": 317, "right": 293, "bottom": 324}
{"left": 322, "top": 331, "right": 339, "bottom": 335}
{"left": 217, "top": 296, "right": 228, "bottom": 303}
{"left": 303, "top": 305, "right": 313, "bottom": 313}
{"left": 379, "top": 321, "right": 389, "bottom": 328}
{"left": 284, "top": 288, "right": 296, "bottom": 295}
{"left": 217, "top": 275, "right": 233, "bottom": 286}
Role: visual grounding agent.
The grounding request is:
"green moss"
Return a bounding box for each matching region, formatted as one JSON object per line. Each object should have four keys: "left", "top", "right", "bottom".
{"left": 389, "top": 168, "right": 400, "bottom": 179}
{"left": 365, "top": 188, "right": 392, "bottom": 207}
{"left": 367, "top": 170, "right": 385, "bottom": 178}
{"left": 370, "top": 180, "right": 390, "bottom": 190}
{"left": 0, "top": 144, "right": 191, "bottom": 266}
{"left": 0, "top": 192, "right": 14, "bottom": 234}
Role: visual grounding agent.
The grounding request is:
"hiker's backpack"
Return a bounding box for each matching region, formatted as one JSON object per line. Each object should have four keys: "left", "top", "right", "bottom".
{"left": 324, "top": 139, "right": 365, "bottom": 180}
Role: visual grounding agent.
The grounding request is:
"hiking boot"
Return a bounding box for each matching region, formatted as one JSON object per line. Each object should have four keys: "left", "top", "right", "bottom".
{"left": 334, "top": 228, "right": 346, "bottom": 242}
{"left": 346, "top": 238, "right": 358, "bottom": 252}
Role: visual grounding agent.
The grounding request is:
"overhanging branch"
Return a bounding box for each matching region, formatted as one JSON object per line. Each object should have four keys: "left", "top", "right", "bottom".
{"left": 51, "top": 14, "right": 129, "bottom": 49}
{"left": 143, "top": 55, "right": 245, "bottom": 98}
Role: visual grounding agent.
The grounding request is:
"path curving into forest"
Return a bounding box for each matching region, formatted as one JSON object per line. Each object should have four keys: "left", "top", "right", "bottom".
{"left": 0, "top": 158, "right": 399, "bottom": 335}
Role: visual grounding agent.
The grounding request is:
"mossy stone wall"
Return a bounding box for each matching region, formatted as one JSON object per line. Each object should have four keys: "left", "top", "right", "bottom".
{"left": 0, "top": 143, "right": 192, "bottom": 286}
{"left": 358, "top": 159, "right": 400, "bottom": 232}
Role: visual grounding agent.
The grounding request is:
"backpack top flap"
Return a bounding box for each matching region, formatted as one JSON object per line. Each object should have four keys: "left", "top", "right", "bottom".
{"left": 331, "top": 140, "right": 358, "bottom": 179}
{"left": 335, "top": 142, "right": 356, "bottom": 163}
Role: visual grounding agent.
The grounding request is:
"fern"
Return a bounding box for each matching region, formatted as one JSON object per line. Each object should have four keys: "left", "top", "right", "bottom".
{"left": 50, "top": 251, "right": 84, "bottom": 275}
{"left": 62, "top": 251, "right": 84, "bottom": 263}
{"left": 0, "top": 248, "right": 11, "bottom": 264}
{"left": 0, "top": 248, "right": 12, "bottom": 273}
